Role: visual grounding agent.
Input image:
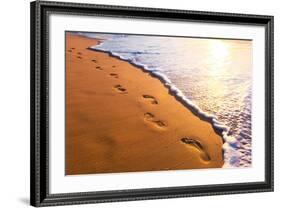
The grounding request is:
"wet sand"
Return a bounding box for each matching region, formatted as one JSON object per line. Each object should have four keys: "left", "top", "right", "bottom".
{"left": 65, "top": 33, "right": 224, "bottom": 175}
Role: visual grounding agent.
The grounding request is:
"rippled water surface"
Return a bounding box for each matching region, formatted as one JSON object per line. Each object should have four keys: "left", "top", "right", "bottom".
{"left": 78, "top": 32, "right": 252, "bottom": 168}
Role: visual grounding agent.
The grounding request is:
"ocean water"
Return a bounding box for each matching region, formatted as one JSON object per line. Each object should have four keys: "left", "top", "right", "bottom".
{"left": 79, "top": 32, "right": 252, "bottom": 168}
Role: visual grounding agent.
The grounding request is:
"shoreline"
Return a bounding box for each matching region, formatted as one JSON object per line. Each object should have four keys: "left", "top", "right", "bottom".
{"left": 66, "top": 33, "right": 224, "bottom": 175}
{"left": 88, "top": 46, "right": 227, "bottom": 136}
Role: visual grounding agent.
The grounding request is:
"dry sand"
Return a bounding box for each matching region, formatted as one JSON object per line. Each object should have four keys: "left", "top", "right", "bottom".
{"left": 65, "top": 33, "right": 224, "bottom": 175}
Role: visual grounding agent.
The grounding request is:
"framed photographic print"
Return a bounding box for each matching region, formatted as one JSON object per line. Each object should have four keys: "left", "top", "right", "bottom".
{"left": 30, "top": 0, "right": 274, "bottom": 207}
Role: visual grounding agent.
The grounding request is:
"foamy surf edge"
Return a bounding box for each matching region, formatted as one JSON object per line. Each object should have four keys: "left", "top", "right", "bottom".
{"left": 87, "top": 41, "right": 242, "bottom": 168}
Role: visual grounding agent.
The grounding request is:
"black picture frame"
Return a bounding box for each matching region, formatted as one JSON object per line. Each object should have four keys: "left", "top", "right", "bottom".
{"left": 30, "top": 0, "right": 274, "bottom": 207}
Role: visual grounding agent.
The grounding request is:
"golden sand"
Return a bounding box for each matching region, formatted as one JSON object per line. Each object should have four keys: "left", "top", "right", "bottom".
{"left": 65, "top": 33, "right": 224, "bottom": 175}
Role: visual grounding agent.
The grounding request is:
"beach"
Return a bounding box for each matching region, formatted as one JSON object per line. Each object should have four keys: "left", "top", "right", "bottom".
{"left": 65, "top": 33, "right": 224, "bottom": 175}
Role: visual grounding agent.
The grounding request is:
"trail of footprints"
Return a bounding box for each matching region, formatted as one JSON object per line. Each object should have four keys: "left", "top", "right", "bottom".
{"left": 68, "top": 48, "right": 83, "bottom": 59}
{"left": 68, "top": 47, "right": 211, "bottom": 162}
{"left": 73, "top": 47, "right": 165, "bottom": 131}
{"left": 67, "top": 47, "right": 75, "bottom": 53}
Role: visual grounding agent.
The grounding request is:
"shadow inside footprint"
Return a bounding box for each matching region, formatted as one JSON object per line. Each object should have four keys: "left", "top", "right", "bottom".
{"left": 142, "top": 94, "right": 158, "bottom": 104}
{"left": 96, "top": 66, "right": 103, "bottom": 70}
{"left": 181, "top": 138, "right": 211, "bottom": 162}
{"left": 113, "top": 84, "right": 127, "bottom": 94}
{"left": 91, "top": 59, "right": 97, "bottom": 63}
{"left": 67, "top": 49, "right": 72, "bottom": 52}
{"left": 144, "top": 112, "right": 166, "bottom": 128}
{"left": 112, "top": 65, "right": 116, "bottom": 68}
{"left": 77, "top": 52, "right": 82, "bottom": 55}
{"left": 77, "top": 56, "right": 82, "bottom": 59}
{"left": 110, "top": 73, "right": 119, "bottom": 78}
{"left": 155, "top": 120, "right": 166, "bottom": 127}
{"left": 71, "top": 47, "right": 75, "bottom": 50}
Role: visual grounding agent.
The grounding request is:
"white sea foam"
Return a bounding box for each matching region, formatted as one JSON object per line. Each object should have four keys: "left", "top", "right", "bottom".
{"left": 81, "top": 32, "right": 252, "bottom": 168}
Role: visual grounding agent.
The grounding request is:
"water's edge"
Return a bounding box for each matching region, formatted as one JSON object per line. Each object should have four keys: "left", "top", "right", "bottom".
{"left": 87, "top": 45, "right": 239, "bottom": 167}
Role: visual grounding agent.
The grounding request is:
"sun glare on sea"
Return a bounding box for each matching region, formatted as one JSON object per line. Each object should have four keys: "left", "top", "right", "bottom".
{"left": 206, "top": 40, "right": 231, "bottom": 76}
{"left": 209, "top": 40, "right": 229, "bottom": 59}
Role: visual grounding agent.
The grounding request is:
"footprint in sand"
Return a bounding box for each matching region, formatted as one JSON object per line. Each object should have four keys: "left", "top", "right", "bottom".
{"left": 77, "top": 56, "right": 82, "bottom": 59}
{"left": 77, "top": 52, "right": 82, "bottom": 55}
{"left": 91, "top": 59, "right": 97, "bottom": 63}
{"left": 142, "top": 95, "right": 158, "bottom": 105}
{"left": 95, "top": 66, "right": 103, "bottom": 70}
{"left": 113, "top": 84, "right": 127, "bottom": 94}
{"left": 110, "top": 73, "right": 119, "bottom": 78}
{"left": 180, "top": 138, "right": 211, "bottom": 162}
{"left": 67, "top": 49, "right": 72, "bottom": 52}
{"left": 71, "top": 47, "right": 75, "bottom": 50}
{"left": 144, "top": 112, "right": 166, "bottom": 128}
{"left": 112, "top": 65, "right": 116, "bottom": 68}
